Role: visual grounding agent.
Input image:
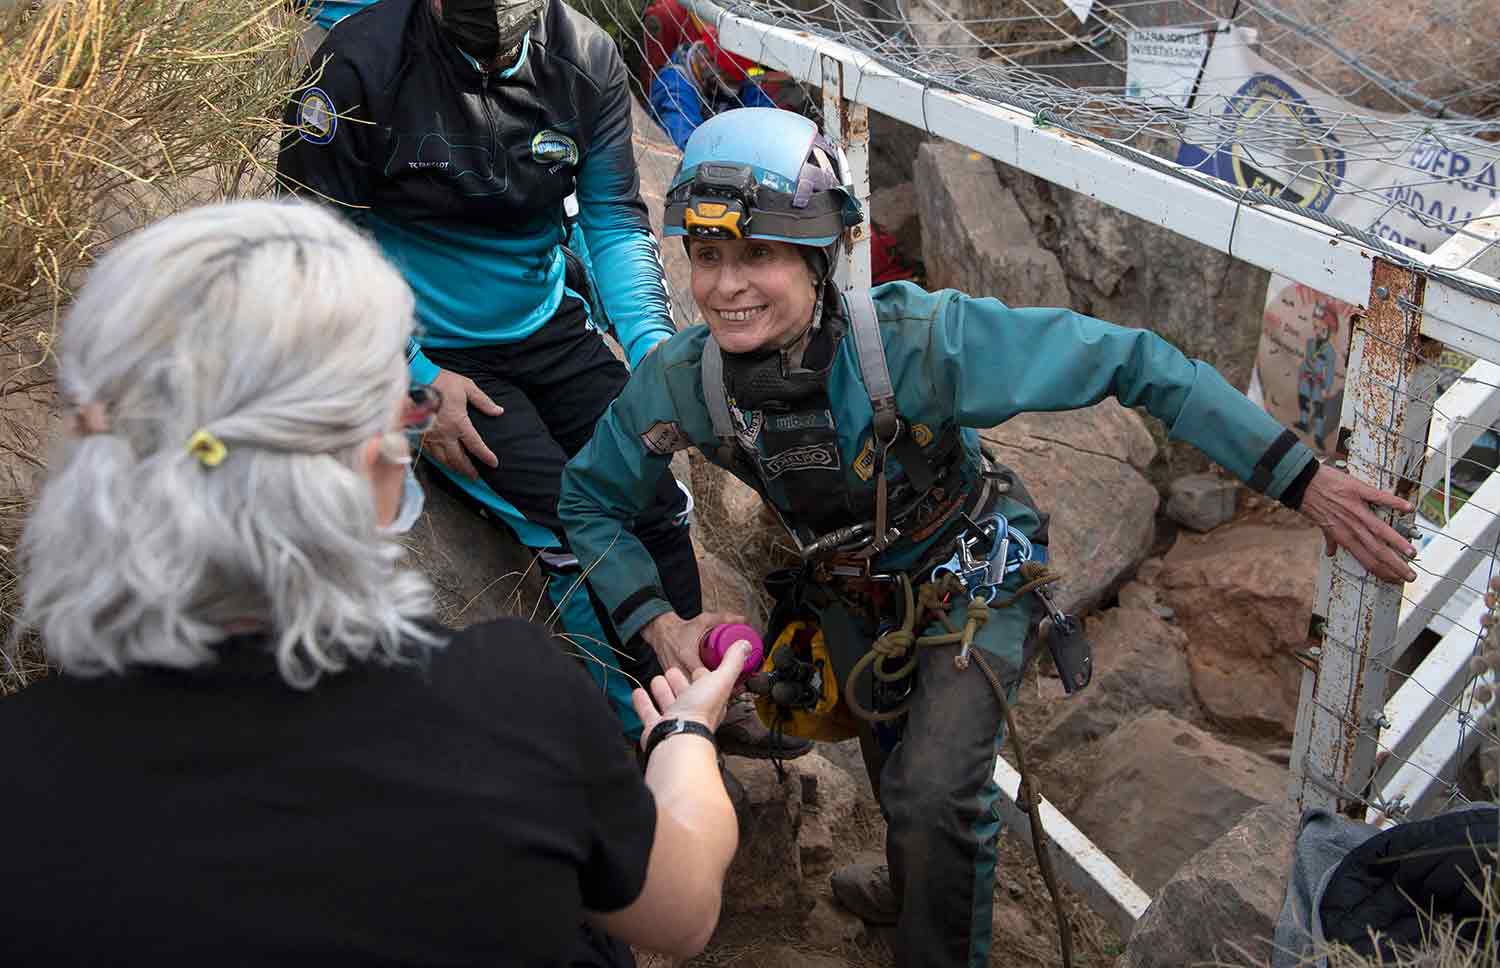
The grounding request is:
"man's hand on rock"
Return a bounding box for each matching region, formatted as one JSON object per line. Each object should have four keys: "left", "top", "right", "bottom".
{"left": 424, "top": 368, "right": 503, "bottom": 480}
{"left": 1298, "top": 463, "right": 1418, "bottom": 585}
{"left": 641, "top": 610, "right": 748, "bottom": 677}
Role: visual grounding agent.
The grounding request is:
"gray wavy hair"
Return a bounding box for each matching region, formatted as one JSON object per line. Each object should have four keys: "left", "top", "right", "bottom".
{"left": 17, "top": 199, "right": 439, "bottom": 687}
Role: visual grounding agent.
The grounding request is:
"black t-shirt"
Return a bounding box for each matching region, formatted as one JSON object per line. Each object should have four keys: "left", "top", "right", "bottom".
{"left": 0, "top": 619, "right": 655, "bottom": 966}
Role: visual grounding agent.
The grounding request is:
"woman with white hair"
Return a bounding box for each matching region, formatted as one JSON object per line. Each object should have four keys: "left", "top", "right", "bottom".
{"left": 0, "top": 199, "right": 740, "bottom": 967}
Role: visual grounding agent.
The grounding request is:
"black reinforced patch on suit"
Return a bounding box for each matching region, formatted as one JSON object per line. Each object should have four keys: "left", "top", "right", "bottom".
{"left": 612, "top": 586, "right": 665, "bottom": 626}
{"left": 1250, "top": 429, "right": 1300, "bottom": 493}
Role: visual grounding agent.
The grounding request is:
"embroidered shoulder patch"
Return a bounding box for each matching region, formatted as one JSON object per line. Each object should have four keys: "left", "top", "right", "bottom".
{"left": 297, "top": 87, "right": 337, "bottom": 145}
{"left": 641, "top": 420, "right": 692, "bottom": 455}
{"left": 531, "top": 130, "right": 579, "bottom": 169}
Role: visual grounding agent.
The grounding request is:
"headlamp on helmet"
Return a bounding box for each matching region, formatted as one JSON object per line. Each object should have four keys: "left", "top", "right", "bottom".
{"left": 681, "top": 163, "right": 757, "bottom": 240}
{"left": 665, "top": 108, "right": 864, "bottom": 288}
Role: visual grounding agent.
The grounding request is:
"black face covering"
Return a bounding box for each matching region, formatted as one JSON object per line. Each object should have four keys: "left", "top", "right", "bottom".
{"left": 721, "top": 309, "right": 854, "bottom": 535}
{"left": 722, "top": 309, "right": 843, "bottom": 411}
{"left": 440, "top": 0, "right": 541, "bottom": 62}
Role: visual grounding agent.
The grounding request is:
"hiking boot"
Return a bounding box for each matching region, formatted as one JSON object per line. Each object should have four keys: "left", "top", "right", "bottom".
{"left": 716, "top": 694, "right": 813, "bottom": 760}
{"left": 831, "top": 862, "right": 900, "bottom": 925}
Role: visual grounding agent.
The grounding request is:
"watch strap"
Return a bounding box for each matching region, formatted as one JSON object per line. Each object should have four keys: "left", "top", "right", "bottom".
{"left": 643, "top": 717, "right": 717, "bottom": 762}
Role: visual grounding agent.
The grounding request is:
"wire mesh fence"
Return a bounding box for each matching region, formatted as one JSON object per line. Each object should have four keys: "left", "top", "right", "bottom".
{"left": 582, "top": 0, "right": 1500, "bottom": 821}
{"left": 594, "top": 0, "right": 1500, "bottom": 296}
{"left": 1294, "top": 274, "right": 1500, "bottom": 824}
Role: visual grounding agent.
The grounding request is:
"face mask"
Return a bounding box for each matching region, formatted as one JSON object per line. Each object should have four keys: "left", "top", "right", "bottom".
{"left": 440, "top": 0, "right": 543, "bottom": 62}
{"left": 382, "top": 465, "right": 427, "bottom": 535}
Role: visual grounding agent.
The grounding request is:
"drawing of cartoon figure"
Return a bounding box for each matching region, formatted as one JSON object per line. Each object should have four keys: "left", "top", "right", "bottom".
{"left": 1296, "top": 301, "right": 1341, "bottom": 450}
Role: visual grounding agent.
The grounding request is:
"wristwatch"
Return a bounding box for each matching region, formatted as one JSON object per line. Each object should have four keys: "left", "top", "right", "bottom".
{"left": 643, "top": 717, "right": 717, "bottom": 762}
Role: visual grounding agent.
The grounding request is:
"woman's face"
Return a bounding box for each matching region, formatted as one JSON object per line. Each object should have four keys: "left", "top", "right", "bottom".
{"left": 689, "top": 238, "right": 818, "bottom": 355}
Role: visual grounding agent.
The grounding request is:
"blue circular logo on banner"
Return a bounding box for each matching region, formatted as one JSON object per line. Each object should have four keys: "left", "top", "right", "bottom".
{"left": 1223, "top": 73, "right": 1345, "bottom": 213}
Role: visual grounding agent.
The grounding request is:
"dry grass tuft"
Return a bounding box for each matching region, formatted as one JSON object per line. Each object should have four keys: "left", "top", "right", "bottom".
{"left": 0, "top": 0, "right": 304, "bottom": 693}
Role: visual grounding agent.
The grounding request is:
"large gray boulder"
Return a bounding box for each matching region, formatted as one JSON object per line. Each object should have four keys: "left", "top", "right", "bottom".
{"left": 1120, "top": 803, "right": 1297, "bottom": 968}
{"left": 1029, "top": 597, "right": 1197, "bottom": 763}
{"left": 980, "top": 401, "right": 1160, "bottom": 617}
{"left": 721, "top": 752, "right": 867, "bottom": 917}
{"left": 696, "top": 542, "right": 768, "bottom": 629}
{"left": 992, "top": 159, "right": 1269, "bottom": 395}
{"left": 914, "top": 140, "right": 1072, "bottom": 308}
{"left": 1156, "top": 509, "right": 1323, "bottom": 737}
{"left": 1072, "top": 711, "right": 1287, "bottom": 895}
{"left": 629, "top": 98, "right": 697, "bottom": 330}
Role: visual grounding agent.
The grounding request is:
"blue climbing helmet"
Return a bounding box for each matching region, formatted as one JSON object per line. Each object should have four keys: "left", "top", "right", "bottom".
{"left": 664, "top": 108, "right": 863, "bottom": 280}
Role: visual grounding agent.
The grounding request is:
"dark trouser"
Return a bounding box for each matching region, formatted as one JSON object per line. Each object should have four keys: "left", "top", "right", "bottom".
{"left": 424, "top": 297, "right": 701, "bottom": 694}
{"left": 882, "top": 603, "right": 1031, "bottom": 968}
{"left": 829, "top": 495, "right": 1042, "bottom": 968}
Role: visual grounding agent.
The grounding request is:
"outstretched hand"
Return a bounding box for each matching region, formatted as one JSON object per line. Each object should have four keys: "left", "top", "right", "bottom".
{"left": 1298, "top": 464, "right": 1418, "bottom": 584}
{"left": 630, "top": 640, "right": 752, "bottom": 751}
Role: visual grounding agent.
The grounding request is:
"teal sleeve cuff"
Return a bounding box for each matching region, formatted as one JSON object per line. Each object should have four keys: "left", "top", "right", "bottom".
{"left": 1262, "top": 435, "right": 1319, "bottom": 502}
{"left": 625, "top": 329, "right": 673, "bottom": 370}
{"left": 616, "top": 598, "right": 674, "bottom": 647}
{"left": 409, "top": 348, "right": 440, "bottom": 386}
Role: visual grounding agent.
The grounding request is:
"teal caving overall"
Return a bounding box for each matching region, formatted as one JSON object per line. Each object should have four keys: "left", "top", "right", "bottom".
{"left": 560, "top": 280, "right": 1319, "bottom": 967}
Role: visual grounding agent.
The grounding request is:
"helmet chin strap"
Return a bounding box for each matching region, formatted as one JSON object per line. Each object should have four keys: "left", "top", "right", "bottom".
{"left": 780, "top": 287, "right": 825, "bottom": 371}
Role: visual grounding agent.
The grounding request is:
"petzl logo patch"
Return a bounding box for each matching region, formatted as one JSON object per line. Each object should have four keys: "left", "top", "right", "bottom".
{"left": 296, "top": 87, "right": 337, "bottom": 145}
{"left": 762, "top": 443, "right": 839, "bottom": 480}
{"left": 531, "top": 130, "right": 579, "bottom": 170}
{"left": 641, "top": 421, "right": 692, "bottom": 455}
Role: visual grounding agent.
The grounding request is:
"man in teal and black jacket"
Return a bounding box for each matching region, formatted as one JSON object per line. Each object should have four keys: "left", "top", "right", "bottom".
{"left": 560, "top": 108, "right": 1419, "bottom": 968}
{"left": 275, "top": 0, "right": 813, "bottom": 755}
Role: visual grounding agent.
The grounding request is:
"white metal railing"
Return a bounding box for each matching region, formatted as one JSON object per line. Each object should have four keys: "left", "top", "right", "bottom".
{"left": 687, "top": 0, "right": 1500, "bottom": 933}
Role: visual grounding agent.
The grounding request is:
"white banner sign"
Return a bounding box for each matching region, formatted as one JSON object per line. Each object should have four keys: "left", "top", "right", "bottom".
{"left": 1179, "top": 27, "right": 1500, "bottom": 456}
{"left": 1124, "top": 27, "right": 1210, "bottom": 108}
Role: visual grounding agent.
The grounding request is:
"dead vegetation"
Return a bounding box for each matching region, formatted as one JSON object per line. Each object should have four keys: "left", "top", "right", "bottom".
{"left": 0, "top": 0, "right": 304, "bottom": 693}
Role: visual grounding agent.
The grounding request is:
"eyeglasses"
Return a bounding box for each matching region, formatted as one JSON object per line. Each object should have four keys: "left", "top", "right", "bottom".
{"left": 402, "top": 384, "right": 442, "bottom": 443}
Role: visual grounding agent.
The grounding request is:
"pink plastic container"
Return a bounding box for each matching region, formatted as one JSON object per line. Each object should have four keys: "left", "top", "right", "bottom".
{"left": 699, "top": 623, "right": 764, "bottom": 684}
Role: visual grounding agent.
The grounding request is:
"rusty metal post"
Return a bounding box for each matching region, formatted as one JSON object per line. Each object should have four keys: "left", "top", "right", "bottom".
{"left": 1292, "top": 260, "right": 1439, "bottom": 815}
{"left": 820, "top": 55, "right": 872, "bottom": 291}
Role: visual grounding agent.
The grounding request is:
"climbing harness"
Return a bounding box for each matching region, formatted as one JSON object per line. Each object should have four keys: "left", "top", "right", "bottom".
{"left": 746, "top": 510, "right": 1091, "bottom": 968}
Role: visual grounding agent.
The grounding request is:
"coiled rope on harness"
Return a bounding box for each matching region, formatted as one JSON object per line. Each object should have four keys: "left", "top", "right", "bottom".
{"left": 842, "top": 562, "right": 1076, "bottom": 968}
